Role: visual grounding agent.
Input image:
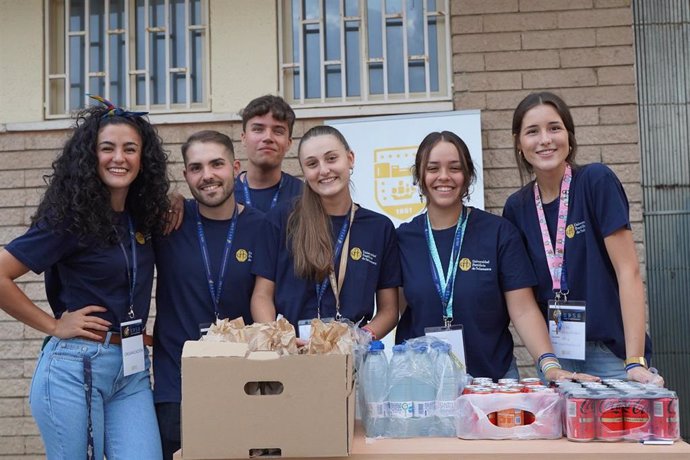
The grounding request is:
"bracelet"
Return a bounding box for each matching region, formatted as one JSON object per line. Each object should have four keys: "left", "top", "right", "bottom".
{"left": 625, "top": 363, "right": 643, "bottom": 372}
{"left": 362, "top": 325, "right": 377, "bottom": 340}
{"left": 537, "top": 352, "right": 557, "bottom": 367}
{"left": 541, "top": 361, "right": 562, "bottom": 375}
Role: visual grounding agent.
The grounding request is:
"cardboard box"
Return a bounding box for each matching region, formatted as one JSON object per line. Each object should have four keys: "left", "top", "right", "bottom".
{"left": 181, "top": 341, "right": 355, "bottom": 459}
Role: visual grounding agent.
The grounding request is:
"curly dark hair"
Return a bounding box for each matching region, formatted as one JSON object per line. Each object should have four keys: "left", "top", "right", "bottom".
{"left": 32, "top": 105, "right": 171, "bottom": 244}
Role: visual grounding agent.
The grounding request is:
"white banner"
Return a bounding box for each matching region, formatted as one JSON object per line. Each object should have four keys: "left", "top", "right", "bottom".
{"left": 329, "top": 110, "right": 484, "bottom": 227}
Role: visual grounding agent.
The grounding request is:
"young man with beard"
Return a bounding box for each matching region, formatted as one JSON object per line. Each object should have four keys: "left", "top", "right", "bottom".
{"left": 236, "top": 95, "right": 303, "bottom": 212}
{"left": 152, "top": 131, "right": 263, "bottom": 459}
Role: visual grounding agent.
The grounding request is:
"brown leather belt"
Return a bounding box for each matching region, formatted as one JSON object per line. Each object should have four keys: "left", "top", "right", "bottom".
{"left": 86, "top": 330, "right": 154, "bottom": 347}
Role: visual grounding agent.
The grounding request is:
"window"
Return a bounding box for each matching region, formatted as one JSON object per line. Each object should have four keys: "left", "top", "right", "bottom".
{"left": 45, "top": 0, "right": 209, "bottom": 118}
{"left": 279, "top": 0, "right": 451, "bottom": 107}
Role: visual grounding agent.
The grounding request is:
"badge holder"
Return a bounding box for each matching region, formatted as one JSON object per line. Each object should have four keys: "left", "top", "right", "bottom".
{"left": 548, "top": 295, "right": 587, "bottom": 361}
{"left": 298, "top": 317, "right": 334, "bottom": 340}
{"left": 120, "top": 319, "right": 145, "bottom": 376}
{"left": 424, "top": 323, "right": 467, "bottom": 371}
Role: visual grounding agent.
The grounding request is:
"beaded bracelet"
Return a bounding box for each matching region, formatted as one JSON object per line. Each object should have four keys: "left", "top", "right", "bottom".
{"left": 541, "top": 361, "right": 562, "bottom": 375}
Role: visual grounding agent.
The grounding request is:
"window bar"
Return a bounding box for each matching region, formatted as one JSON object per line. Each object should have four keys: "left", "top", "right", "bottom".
{"left": 401, "top": 0, "right": 410, "bottom": 98}
{"left": 422, "top": 0, "right": 431, "bottom": 98}
{"left": 339, "top": 0, "right": 346, "bottom": 102}
{"left": 145, "top": 0, "right": 151, "bottom": 110}
{"left": 381, "top": 0, "right": 389, "bottom": 100}
{"left": 125, "top": 0, "right": 131, "bottom": 109}
{"left": 164, "top": 0, "right": 171, "bottom": 110}
{"left": 359, "top": 0, "right": 369, "bottom": 102}
{"left": 297, "top": 0, "right": 305, "bottom": 105}
{"left": 184, "top": 0, "right": 191, "bottom": 109}
{"left": 277, "top": 0, "right": 285, "bottom": 98}
{"left": 64, "top": 0, "right": 71, "bottom": 112}
{"left": 443, "top": 0, "right": 452, "bottom": 97}
{"left": 84, "top": 0, "right": 91, "bottom": 104}
{"left": 202, "top": 1, "right": 210, "bottom": 108}
{"left": 318, "top": 1, "right": 326, "bottom": 103}
{"left": 104, "top": 0, "right": 111, "bottom": 101}
{"left": 44, "top": 0, "right": 52, "bottom": 115}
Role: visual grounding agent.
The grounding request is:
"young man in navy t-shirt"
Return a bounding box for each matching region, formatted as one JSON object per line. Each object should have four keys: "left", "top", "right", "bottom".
{"left": 236, "top": 95, "right": 303, "bottom": 212}
{"left": 153, "top": 130, "right": 264, "bottom": 459}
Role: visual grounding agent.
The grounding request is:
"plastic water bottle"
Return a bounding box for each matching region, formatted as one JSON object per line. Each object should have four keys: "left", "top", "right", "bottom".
{"left": 432, "top": 341, "right": 458, "bottom": 436}
{"left": 361, "top": 340, "right": 389, "bottom": 437}
{"left": 410, "top": 344, "right": 436, "bottom": 436}
{"left": 387, "top": 343, "right": 413, "bottom": 437}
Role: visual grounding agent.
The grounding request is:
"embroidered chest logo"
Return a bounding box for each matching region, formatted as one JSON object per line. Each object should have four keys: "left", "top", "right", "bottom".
{"left": 235, "top": 249, "right": 251, "bottom": 263}
{"left": 350, "top": 247, "right": 362, "bottom": 261}
{"left": 567, "top": 221, "right": 586, "bottom": 238}
{"left": 352, "top": 247, "right": 378, "bottom": 266}
{"left": 460, "top": 258, "right": 493, "bottom": 272}
{"left": 459, "top": 258, "right": 472, "bottom": 271}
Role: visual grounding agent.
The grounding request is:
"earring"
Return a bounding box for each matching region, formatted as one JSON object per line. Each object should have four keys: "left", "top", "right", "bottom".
{"left": 349, "top": 167, "right": 354, "bottom": 176}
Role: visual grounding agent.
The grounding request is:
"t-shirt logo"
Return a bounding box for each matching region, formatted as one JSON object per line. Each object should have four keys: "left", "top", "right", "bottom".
{"left": 135, "top": 232, "right": 146, "bottom": 245}
{"left": 350, "top": 247, "right": 362, "bottom": 261}
{"left": 459, "top": 258, "right": 472, "bottom": 271}
{"left": 566, "top": 224, "right": 576, "bottom": 239}
{"left": 235, "top": 249, "right": 249, "bottom": 262}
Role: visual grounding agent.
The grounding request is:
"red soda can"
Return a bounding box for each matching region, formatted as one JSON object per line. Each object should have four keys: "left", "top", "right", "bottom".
{"left": 652, "top": 395, "right": 680, "bottom": 440}
{"left": 520, "top": 377, "right": 542, "bottom": 386}
{"left": 596, "top": 397, "right": 624, "bottom": 441}
{"left": 497, "top": 388, "right": 523, "bottom": 427}
{"left": 566, "top": 395, "right": 595, "bottom": 441}
{"left": 623, "top": 397, "right": 651, "bottom": 440}
{"left": 487, "top": 411, "right": 498, "bottom": 425}
{"left": 462, "top": 385, "right": 479, "bottom": 395}
{"left": 524, "top": 410, "right": 535, "bottom": 426}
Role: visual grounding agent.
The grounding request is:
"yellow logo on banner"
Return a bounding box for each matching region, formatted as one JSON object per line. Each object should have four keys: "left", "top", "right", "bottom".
{"left": 459, "top": 258, "right": 472, "bottom": 271}
{"left": 374, "top": 146, "right": 425, "bottom": 221}
{"left": 566, "top": 224, "right": 575, "bottom": 239}
{"left": 350, "top": 247, "right": 362, "bottom": 261}
{"left": 235, "top": 249, "right": 248, "bottom": 262}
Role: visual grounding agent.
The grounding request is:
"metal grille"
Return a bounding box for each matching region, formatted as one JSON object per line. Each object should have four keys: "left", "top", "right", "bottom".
{"left": 633, "top": 0, "right": 690, "bottom": 442}
{"left": 45, "top": 0, "right": 209, "bottom": 117}
{"left": 278, "top": 0, "right": 452, "bottom": 107}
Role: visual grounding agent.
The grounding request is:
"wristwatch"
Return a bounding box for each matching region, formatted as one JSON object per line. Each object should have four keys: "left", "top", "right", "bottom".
{"left": 624, "top": 356, "right": 648, "bottom": 368}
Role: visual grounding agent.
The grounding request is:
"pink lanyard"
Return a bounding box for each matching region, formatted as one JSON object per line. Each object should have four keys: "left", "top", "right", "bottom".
{"left": 533, "top": 163, "right": 572, "bottom": 294}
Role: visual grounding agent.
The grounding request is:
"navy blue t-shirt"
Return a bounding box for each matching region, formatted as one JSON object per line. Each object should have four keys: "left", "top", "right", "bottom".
{"left": 251, "top": 203, "right": 402, "bottom": 333}
{"left": 153, "top": 200, "right": 263, "bottom": 403}
{"left": 234, "top": 171, "right": 303, "bottom": 213}
{"left": 5, "top": 212, "right": 155, "bottom": 325}
{"left": 502, "top": 163, "right": 652, "bottom": 361}
{"left": 395, "top": 208, "right": 538, "bottom": 380}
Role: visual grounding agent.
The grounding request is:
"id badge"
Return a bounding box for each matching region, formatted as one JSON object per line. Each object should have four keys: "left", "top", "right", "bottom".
{"left": 424, "top": 324, "right": 467, "bottom": 371}
{"left": 120, "top": 319, "right": 145, "bottom": 376}
{"left": 298, "top": 317, "right": 334, "bottom": 340}
{"left": 548, "top": 300, "right": 586, "bottom": 360}
{"left": 199, "top": 322, "right": 212, "bottom": 338}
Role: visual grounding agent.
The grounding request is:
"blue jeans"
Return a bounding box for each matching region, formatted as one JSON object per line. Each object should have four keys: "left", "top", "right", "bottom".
{"left": 537, "top": 341, "right": 627, "bottom": 381}
{"left": 29, "top": 337, "right": 162, "bottom": 460}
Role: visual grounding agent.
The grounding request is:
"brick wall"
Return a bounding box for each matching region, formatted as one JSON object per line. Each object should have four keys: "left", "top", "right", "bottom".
{"left": 0, "top": 0, "right": 641, "bottom": 456}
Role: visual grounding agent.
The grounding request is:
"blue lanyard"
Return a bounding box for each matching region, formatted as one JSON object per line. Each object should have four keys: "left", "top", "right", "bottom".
{"left": 424, "top": 207, "right": 468, "bottom": 324}
{"left": 116, "top": 216, "right": 137, "bottom": 320}
{"left": 241, "top": 172, "right": 284, "bottom": 210}
{"left": 315, "top": 205, "right": 354, "bottom": 316}
{"left": 195, "top": 203, "right": 238, "bottom": 319}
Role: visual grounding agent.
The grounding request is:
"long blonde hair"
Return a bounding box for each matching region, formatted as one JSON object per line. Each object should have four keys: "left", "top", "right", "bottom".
{"left": 287, "top": 125, "right": 352, "bottom": 281}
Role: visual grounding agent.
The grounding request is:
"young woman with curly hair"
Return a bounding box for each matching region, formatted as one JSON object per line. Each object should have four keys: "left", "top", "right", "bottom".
{"left": 0, "top": 100, "right": 170, "bottom": 459}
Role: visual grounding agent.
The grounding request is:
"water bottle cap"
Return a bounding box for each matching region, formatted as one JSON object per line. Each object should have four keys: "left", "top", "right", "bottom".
{"left": 432, "top": 341, "right": 451, "bottom": 353}
{"left": 392, "top": 344, "right": 407, "bottom": 353}
{"left": 413, "top": 344, "right": 428, "bottom": 353}
{"left": 369, "top": 340, "right": 385, "bottom": 351}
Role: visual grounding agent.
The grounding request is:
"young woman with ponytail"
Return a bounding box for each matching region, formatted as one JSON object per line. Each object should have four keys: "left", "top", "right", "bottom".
{"left": 250, "top": 125, "right": 400, "bottom": 340}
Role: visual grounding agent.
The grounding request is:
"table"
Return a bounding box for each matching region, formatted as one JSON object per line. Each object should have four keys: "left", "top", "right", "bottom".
{"left": 174, "top": 423, "right": 690, "bottom": 459}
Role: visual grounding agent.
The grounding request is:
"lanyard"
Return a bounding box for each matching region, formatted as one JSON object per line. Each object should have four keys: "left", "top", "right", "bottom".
{"left": 424, "top": 206, "right": 468, "bottom": 327}
{"left": 115, "top": 215, "right": 137, "bottom": 320}
{"left": 315, "top": 204, "right": 356, "bottom": 321}
{"left": 195, "top": 203, "right": 238, "bottom": 319}
{"left": 534, "top": 163, "right": 572, "bottom": 296}
{"left": 241, "top": 172, "right": 284, "bottom": 210}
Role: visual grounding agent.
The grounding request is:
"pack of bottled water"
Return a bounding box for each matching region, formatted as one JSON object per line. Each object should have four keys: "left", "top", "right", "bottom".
{"left": 360, "top": 336, "right": 467, "bottom": 438}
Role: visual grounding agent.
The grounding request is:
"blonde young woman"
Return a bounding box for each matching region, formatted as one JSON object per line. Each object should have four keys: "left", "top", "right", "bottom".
{"left": 250, "top": 125, "right": 399, "bottom": 340}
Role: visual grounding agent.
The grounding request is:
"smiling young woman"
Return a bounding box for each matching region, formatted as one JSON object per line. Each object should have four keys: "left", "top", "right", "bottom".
{"left": 503, "top": 91, "right": 663, "bottom": 386}
{"left": 250, "top": 125, "right": 400, "bottom": 342}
